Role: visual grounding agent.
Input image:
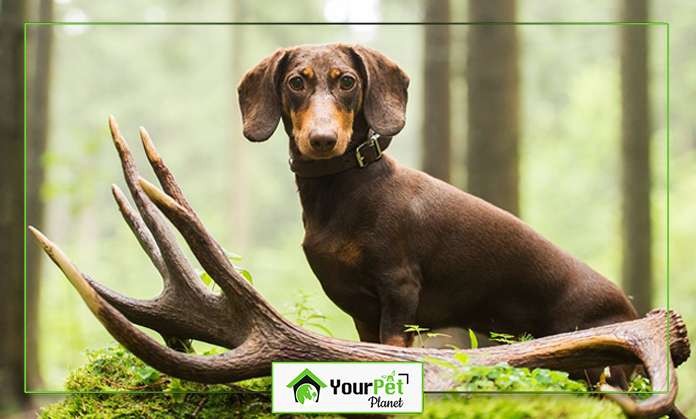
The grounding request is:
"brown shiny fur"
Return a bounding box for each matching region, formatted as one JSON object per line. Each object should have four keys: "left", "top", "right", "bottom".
{"left": 238, "top": 44, "right": 638, "bottom": 384}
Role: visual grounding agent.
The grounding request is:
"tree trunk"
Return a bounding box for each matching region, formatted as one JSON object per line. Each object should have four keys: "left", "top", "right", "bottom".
{"left": 620, "top": 1, "right": 652, "bottom": 316}
{"left": 421, "top": 0, "right": 451, "bottom": 182}
{"left": 25, "top": 0, "right": 54, "bottom": 392}
{"left": 466, "top": 2, "right": 520, "bottom": 216}
{"left": 0, "top": 0, "right": 30, "bottom": 410}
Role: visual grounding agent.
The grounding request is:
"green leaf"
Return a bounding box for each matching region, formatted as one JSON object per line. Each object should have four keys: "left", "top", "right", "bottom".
{"left": 167, "top": 378, "right": 186, "bottom": 403}
{"left": 222, "top": 248, "right": 244, "bottom": 261}
{"left": 199, "top": 272, "right": 212, "bottom": 287}
{"left": 404, "top": 325, "right": 428, "bottom": 333}
{"left": 426, "top": 332, "right": 451, "bottom": 339}
{"left": 490, "top": 332, "right": 514, "bottom": 344}
{"left": 283, "top": 289, "right": 333, "bottom": 337}
{"left": 305, "top": 322, "right": 334, "bottom": 337}
{"left": 453, "top": 352, "right": 470, "bottom": 366}
{"left": 134, "top": 366, "right": 159, "bottom": 384}
{"left": 237, "top": 268, "right": 253, "bottom": 285}
{"left": 423, "top": 356, "right": 456, "bottom": 370}
{"left": 468, "top": 329, "right": 479, "bottom": 350}
{"left": 303, "top": 313, "right": 327, "bottom": 322}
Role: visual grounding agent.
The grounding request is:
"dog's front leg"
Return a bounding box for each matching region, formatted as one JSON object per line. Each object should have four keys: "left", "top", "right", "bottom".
{"left": 377, "top": 265, "right": 421, "bottom": 347}
{"left": 353, "top": 318, "right": 380, "bottom": 343}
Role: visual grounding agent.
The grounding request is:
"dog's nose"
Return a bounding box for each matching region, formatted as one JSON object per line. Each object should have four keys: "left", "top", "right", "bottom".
{"left": 309, "top": 130, "right": 337, "bottom": 152}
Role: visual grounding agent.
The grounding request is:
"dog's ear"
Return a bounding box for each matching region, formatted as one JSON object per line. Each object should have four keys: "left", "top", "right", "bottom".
{"left": 237, "top": 48, "right": 288, "bottom": 142}
{"left": 350, "top": 45, "right": 410, "bottom": 137}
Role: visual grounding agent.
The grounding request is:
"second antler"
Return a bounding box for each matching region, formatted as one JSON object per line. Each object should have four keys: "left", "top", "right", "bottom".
{"left": 30, "top": 116, "right": 690, "bottom": 419}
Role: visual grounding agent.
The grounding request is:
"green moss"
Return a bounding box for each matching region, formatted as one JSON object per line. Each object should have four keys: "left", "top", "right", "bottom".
{"left": 40, "top": 344, "right": 640, "bottom": 419}
{"left": 417, "top": 394, "right": 626, "bottom": 419}
{"left": 38, "top": 344, "right": 337, "bottom": 419}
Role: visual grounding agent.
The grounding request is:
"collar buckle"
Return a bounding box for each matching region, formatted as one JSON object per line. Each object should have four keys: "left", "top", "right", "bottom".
{"left": 355, "top": 134, "right": 383, "bottom": 168}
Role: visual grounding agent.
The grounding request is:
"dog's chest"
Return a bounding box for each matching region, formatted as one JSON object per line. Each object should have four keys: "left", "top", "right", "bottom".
{"left": 302, "top": 229, "right": 367, "bottom": 280}
{"left": 301, "top": 232, "right": 379, "bottom": 315}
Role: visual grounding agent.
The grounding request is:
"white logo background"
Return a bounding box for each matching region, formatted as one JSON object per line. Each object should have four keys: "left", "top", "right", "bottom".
{"left": 272, "top": 362, "right": 423, "bottom": 414}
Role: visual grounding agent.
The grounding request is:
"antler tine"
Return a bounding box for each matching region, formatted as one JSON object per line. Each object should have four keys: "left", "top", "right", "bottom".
{"left": 601, "top": 363, "right": 677, "bottom": 419}
{"left": 27, "top": 225, "right": 156, "bottom": 324}
{"left": 139, "top": 126, "right": 192, "bottom": 212}
{"left": 599, "top": 309, "right": 681, "bottom": 419}
{"left": 137, "top": 177, "right": 268, "bottom": 312}
{"left": 29, "top": 226, "right": 251, "bottom": 358}
{"left": 112, "top": 184, "right": 166, "bottom": 276}
{"left": 29, "top": 226, "right": 130, "bottom": 314}
{"left": 29, "top": 226, "right": 267, "bottom": 382}
{"left": 452, "top": 308, "right": 686, "bottom": 419}
{"left": 108, "top": 115, "right": 200, "bottom": 291}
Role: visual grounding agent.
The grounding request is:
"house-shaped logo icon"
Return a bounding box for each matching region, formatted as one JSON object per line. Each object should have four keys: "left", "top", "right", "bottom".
{"left": 286, "top": 368, "right": 327, "bottom": 404}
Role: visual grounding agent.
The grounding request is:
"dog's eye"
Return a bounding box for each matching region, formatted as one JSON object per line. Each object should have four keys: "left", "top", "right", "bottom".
{"left": 289, "top": 77, "right": 304, "bottom": 90}
{"left": 340, "top": 76, "right": 355, "bottom": 90}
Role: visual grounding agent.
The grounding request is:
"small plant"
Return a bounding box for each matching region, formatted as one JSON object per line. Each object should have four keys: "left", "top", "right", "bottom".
{"left": 490, "top": 331, "right": 534, "bottom": 345}
{"left": 426, "top": 352, "right": 589, "bottom": 392}
{"left": 283, "top": 290, "right": 333, "bottom": 336}
{"left": 628, "top": 374, "right": 653, "bottom": 401}
{"left": 404, "top": 325, "right": 451, "bottom": 348}
{"left": 197, "top": 248, "right": 253, "bottom": 293}
{"left": 468, "top": 329, "right": 479, "bottom": 349}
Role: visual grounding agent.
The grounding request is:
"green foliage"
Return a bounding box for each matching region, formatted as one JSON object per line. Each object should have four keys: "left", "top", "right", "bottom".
{"left": 627, "top": 374, "right": 653, "bottom": 401}
{"left": 41, "top": 344, "right": 635, "bottom": 419}
{"left": 468, "top": 329, "right": 479, "bottom": 350}
{"left": 283, "top": 290, "right": 334, "bottom": 337}
{"left": 426, "top": 353, "right": 588, "bottom": 393}
{"left": 197, "top": 248, "right": 253, "bottom": 293}
{"left": 39, "top": 343, "right": 339, "bottom": 419}
{"left": 490, "top": 331, "right": 535, "bottom": 345}
{"left": 419, "top": 394, "right": 626, "bottom": 419}
{"left": 222, "top": 248, "right": 254, "bottom": 285}
{"left": 404, "top": 325, "right": 451, "bottom": 348}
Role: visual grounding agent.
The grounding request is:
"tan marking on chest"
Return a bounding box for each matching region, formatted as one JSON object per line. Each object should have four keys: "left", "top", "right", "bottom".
{"left": 332, "top": 240, "right": 363, "bottom": 266}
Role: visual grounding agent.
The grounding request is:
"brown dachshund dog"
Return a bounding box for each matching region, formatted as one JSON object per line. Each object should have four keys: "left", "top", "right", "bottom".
{"left": 238, "top": 44, "right": 638, "bottom": 381}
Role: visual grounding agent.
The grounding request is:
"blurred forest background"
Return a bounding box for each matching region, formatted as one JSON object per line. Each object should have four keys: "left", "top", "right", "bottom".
{"left": 1, "top": 0, "right": 695, "bottom": 417}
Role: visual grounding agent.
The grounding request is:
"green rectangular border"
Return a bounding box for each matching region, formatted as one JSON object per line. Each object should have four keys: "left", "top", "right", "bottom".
{"left": 271, "top": 361, "right": 424, "bottom": 414}
{"left": 23, "top": 22, "right": 670, "bottom": 397}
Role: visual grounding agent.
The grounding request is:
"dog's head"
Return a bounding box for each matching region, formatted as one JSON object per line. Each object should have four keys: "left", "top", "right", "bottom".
{"left": 237, "top": 44, "right": 409, "bottom": 160}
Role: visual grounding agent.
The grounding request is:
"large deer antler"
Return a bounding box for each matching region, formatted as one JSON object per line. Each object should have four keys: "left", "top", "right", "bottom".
{"left": 30, "top": 117, "right": 689, "bottom": 419}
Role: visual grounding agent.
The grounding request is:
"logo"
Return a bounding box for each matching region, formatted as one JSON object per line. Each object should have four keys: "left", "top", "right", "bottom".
{"left": 273, "top": 362, "right": 423, "bottom": 414}
{"left": 330, "top": 368, "right": 413, "bottom": 409}
{"left": 286, "top": 368, "right": 328, "bottom": 404}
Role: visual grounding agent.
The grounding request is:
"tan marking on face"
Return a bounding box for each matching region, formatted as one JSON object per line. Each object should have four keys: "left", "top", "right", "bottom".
{"left": 281, "top": 92, "right": 289, "bottom": 115}
{"left": 291, "top": 101, "right": 354, "bottom": 160}
{"left": 302, "top": 67, "right": 315, "bottom": 79}
{"left": 335, "top": 107, "right": 354, "bottom": 150}
{"left": 330, "top": 68, "right": 341, "bottom": 79}
{"left": 290, "top": 103, "right": 313, "bottom": 154}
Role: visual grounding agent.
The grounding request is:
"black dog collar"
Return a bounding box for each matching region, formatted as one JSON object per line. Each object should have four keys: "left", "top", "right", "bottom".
{"left": 289, "top": 134, "right": 392, "bottom": 179}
